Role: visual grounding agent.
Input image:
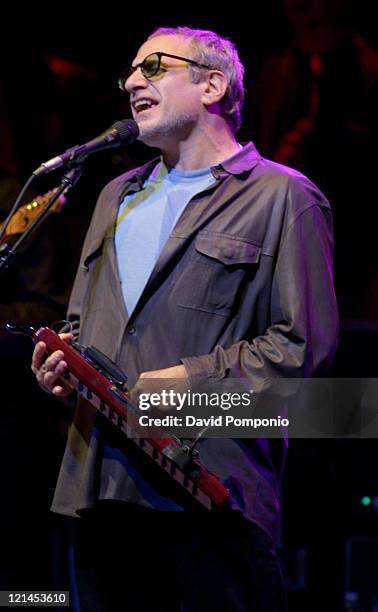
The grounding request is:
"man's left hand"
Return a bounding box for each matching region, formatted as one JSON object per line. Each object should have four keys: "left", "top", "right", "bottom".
{"left": 130, "top": 365, "right": 188, "bottom": 412}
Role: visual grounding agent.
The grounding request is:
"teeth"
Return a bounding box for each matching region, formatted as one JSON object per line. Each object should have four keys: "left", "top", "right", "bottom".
{"left": 134, "top": 99, "right": 154, "bottom": 110}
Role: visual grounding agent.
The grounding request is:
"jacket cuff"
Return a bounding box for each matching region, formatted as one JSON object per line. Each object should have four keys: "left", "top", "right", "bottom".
{"left": 180, "top": 354, "right": 218, "bottom": 382}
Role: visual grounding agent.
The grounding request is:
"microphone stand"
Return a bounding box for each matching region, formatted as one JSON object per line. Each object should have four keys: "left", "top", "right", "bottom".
{"left": 0, "top": 166, "right": 83, "bottom": 273}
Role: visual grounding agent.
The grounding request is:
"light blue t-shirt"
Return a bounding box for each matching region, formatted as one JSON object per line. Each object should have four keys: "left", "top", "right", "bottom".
{"left": 115, "top": 160, "right": 216, "bottom": 316}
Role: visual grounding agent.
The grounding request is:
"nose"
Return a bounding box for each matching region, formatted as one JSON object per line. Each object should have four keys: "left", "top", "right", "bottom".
{"left": 125, "top": 67, "right": 148, "bottom": 94}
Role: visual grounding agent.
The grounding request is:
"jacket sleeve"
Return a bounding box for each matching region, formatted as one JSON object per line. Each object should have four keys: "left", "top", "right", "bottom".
{"left": 181, "top": 202, "right": 339, "bottom": 388}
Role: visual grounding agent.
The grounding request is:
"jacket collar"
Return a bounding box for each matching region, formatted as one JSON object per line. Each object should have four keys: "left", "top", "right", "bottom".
{"left": 211, "top": 141, "right": 262, "bottom": 178}
{"left": 119, "top": 141, "right": 261, "bottom": 199}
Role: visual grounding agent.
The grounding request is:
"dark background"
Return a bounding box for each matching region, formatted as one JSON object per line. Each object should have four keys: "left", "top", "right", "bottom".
{"left": 1, "top": 2, "right": 377, "bottom": 610}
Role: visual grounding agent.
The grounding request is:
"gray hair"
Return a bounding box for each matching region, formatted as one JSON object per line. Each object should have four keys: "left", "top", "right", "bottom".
{"left": 148, "top": 26, "right": 245, "bottom": 133}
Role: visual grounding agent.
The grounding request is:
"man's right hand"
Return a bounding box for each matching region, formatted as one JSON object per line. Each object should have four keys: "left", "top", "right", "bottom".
{"left": 31, "top": 332, "right": 75, "bottom": 397}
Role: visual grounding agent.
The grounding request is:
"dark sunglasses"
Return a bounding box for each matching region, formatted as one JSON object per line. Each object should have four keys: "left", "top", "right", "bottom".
{"left": 118, "top": 52, "right": 211, "bottom": 91}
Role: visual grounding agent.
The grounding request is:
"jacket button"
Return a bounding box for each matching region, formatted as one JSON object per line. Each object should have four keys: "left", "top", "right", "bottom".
{"left": 127, "top": 326, "right": 136, "bottom": 335}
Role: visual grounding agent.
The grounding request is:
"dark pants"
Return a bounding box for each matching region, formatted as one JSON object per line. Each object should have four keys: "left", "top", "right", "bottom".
{"left": 74, "top": 501, "right": 286, "bottom": 612}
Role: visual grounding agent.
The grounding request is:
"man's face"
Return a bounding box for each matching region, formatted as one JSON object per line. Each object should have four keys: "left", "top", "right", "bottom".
{"left": 124, "top": 35, "right": 206, "bottom": 148}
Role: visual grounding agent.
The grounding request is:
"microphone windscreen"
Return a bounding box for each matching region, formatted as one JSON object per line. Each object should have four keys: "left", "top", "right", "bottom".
{"left": 112, "top": 118, "right": 139, "bottom": 143}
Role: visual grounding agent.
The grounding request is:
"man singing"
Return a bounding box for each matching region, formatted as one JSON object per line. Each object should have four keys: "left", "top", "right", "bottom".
{"left": 32, "top": 26, "right": 338, "bottom": 611}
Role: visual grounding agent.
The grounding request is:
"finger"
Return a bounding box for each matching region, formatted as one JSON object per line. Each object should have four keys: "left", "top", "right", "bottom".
{"left": 43, "top": 360, "right": 68, "bottom": 389}
{"left": 32, "top": 343, "right": 50, "bottom": 375}
{"left": 51, "top": 375, "right": 75, "bottom": 397}
{"left": 58, "top": 332, "right": 74, "bottom": 342}
{"left": 51, "top": 385, "right": 69, "bottom": 396}
{"left": 43, "top": 350, "right": 65, "bottom": 372}
{"left": 31, "top": 341, "right": 47, "bottom": 373}
{"left": 43, "top": 362, "right": 74, "bottom": 396}
{"left": 35, "top": 353, "right": 64, "bottom": 388}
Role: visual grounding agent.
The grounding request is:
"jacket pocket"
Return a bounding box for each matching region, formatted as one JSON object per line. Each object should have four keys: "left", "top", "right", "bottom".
{"left": 174, "top": 232, "right": 261, "bottom": 316}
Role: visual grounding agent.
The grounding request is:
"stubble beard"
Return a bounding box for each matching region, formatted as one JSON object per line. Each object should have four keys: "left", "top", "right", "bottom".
{"left": 137, "top": 109, "right": 199, "bottom": 146}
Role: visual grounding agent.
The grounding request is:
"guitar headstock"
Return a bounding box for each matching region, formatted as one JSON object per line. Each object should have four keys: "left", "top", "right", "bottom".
{"left": 1, "top": 188, "right": 66, "bottom": 237}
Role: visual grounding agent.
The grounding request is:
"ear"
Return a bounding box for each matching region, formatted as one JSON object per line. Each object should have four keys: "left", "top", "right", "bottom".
{"left": 201, "top": 70, "right": 228, "bottom": 107}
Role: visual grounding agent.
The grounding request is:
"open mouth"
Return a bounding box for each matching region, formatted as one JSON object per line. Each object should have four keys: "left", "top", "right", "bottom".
{"left": 133, "top": 99, "right": 159, "bottom": 115}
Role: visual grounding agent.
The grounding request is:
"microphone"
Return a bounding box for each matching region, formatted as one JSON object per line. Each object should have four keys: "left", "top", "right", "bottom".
{"left": 33, "top": 118, "right": 139, "bottom": 176}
